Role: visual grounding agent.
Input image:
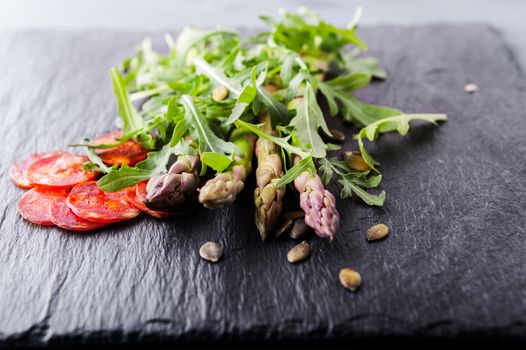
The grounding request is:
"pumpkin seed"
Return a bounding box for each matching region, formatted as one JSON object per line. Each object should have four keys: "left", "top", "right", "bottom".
{"left": 212, "top": 85, "right": 229, "bottom": 101}
{"left": 199, "top": 241, "right": 223, "bottom": 262}
{"left": 366, "top": 223, "right": 389, "bottom": 241}
{"left": 339, "top": 268, "right": 361, "bottom": 291}
{"left": 289, "top": 218, "right": 309, "bottom": 240}
{"left": 275, "top": 218, "right": 294, "bottom": 237}
{"left": 287, "top": 241, "right": 310, "bottom": 263}
{"left": 343, "top": 151, "right": 370, "bottom": 171}
{"left": 322, "top": 128, "right": 346, "bottom": 143}
{"left": 464, "top": 83, "right": 478, "bottom": 93}
{"left": 283, "top": 210, "right": 305, "bottom": 220}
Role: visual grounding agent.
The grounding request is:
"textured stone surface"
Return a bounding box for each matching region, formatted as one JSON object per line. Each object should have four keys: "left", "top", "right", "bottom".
{"left": 0, "top": 25, "right": 525, "bottom": 347}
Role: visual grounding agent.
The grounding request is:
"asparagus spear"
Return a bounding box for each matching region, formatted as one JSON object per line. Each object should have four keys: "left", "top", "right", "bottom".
{"left": 198, "top": 129, "right": 256, "bottom": 209}
{"left": 145, "top": 155, "right": 200, "bottom": 215}
{"left": 254, "top": 111, "right": 286, "bottom": 240}
{"left": 293, "top": 156, "right": 340, "bottom": 239}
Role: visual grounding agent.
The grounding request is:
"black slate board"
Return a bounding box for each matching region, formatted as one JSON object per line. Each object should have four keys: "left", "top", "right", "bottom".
{"left": 0, "top": 25, "right": 526, "bottom": 347}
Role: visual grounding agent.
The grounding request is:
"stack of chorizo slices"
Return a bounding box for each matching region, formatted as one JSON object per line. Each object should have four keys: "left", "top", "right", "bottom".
{"left": 10, "top": 131, "right": 167, "bottom": 232}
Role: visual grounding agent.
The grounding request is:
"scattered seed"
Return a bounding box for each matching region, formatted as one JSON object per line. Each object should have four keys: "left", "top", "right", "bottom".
{"left": 284, "top": 210, "right": 305, "bottom": 220}
{"left": 212, "top": 85, "right": 229, "bottom": 101}
{"left": 366, "top": 223, "right": 389, "bottom": 241}
{"left": 275, "top": 218, "right": 294, "bottom": 237}
{"left": 199, "top": 241, "right": 223, "bottom": 262}
{"left": 464, "top": 83, "right": 478, "bottom": 93}
{"left": 287, "top": 240, "right": 311, "bottom": 263}
{"left": 343, "top": 151, "right": 370, "bottom": 172}
{"left": 322, "top": 128, "right": 346, "bottom": 143}
{"left": 289, "top": 218, "right": 309, "bottom": 240}
{"left": 264, "top": 83, "right": 278, "bottom": 93}
{"left": 339, "top": 268, "right": 361, "bottom": 291}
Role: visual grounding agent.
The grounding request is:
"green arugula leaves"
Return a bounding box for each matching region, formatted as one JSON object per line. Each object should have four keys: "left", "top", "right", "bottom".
{"left": 289, "top": 82, "right": 331, "bottom": 158}
{"left": 356, "top": 114, "right": 448, "bottom": 170}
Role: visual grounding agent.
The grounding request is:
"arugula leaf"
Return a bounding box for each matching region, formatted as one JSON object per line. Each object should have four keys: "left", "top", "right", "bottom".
{"left": 169, "top": 119, "right": 189, "bottom": 147}
{"left": 256, "top": 86, "right": 291, "bottom": 125}
{"left": 289, "top": 82, "right": 330, "bottom": 158}
{"left": 344, "top": 54, "right": 388, "bottom": 80}
{"left": 275, "top": 156, "right": 315, "bottom": 188}
{"left": 194, "top": 56, "right": 243, "bottom": 95}
{"left": 85, "top": 146, "right": 110, "bottom": 173}
{"left": 356, "top": 114, "right": 448, "bottom": 170}
{"left": 235, "top": 120, "right": 309, "bottom": 158}
{"left": 200, "top": 152, "right": 233, "bottom": 172}
{"left": 180, "top": 95, "right": 240, "bottom": 155}
{"left": 318, "top": 76, "right": 402, "bottom": 125}
{"left": 263, "top": 8, "right": 367, "bottom": 59}
{"left": 194, "top": 57, "right": 290, "bottom": 125}
{"left": 110, "top": 68, "right": 145, "bottom": 134}
{"left": 175, "top": 28, "right": 239, "bottom": 69}
{"left": 226, "top": 80, "right": 258, "bottom": 124}
{"left": 318, "top": 158, "right": 385, "bottom": 206}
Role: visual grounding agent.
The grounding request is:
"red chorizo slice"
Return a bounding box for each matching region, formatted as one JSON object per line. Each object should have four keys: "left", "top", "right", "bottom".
{"left": 16, "top": 187, "right": 67, "bottom": 226}
{"left": 51, "top": 194, "right": 108, "bottom": 231}
{"left": 66, "top": 181, "right": 140, "bottom": 224}
{"left": 10, "top": 151, "right": 66, "bottom": 188}
{"left": 27, "top": 153, "right": 97, "bottom": 188}
{"left": 91, "top": 130, "right": 148, "bottom": 166}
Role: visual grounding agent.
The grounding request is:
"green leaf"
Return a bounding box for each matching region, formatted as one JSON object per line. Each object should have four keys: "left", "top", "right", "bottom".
{"left": 344, "top": 55, "right": 387, "bottom": 80}
{"left": 256, "top": 86, "right": 291, "bottom": 126}
{"left": 109, "top": 68, "right": 144, "bottom": 134}
{"left": 200, "top": 152, "right": 233, "bottom": 172}
{"left": 324, "top": 72, "right": 371, "bottom": 94}
{"left": 226, "top": 84, "right": 257, "bottom": 124}
{"left": 318, "top": 78, "right": 402, "bottom": 125}
{"left": 357, "top": 114, "right": 448, "bottom": 170}
{"left": 193, "top": 56, "right": 242, "bottom": 96}
{"left": 85, "top": 146, "right": 110, "bottom": 173}
{"left": 280, "top": 54, "right": 297, "bottom": 85}
{"left": 175, "top": 28, "right": 239, "bottom": 69}
{"left": 181, "top": 95, "right": 240, "bottom": 155}
{"left": 169, "top": 119, "right": 189, "bottom": 147}
{"left": 289, "top": 82, "right": 330, "bottom": 158}
{"left": 97, "top": 165, "right": 152, "bottom": 193}
{"left": 318, "top": 157, "right": 385, "bottom": 206}
{"left": 235, "top": 120, "right": 309, "bottom": 158}
{"left": 275, "top": 157, "right": 315, "bottom": 188}
{"left": 339, "top": 180, "right": 386, "bottom": 206}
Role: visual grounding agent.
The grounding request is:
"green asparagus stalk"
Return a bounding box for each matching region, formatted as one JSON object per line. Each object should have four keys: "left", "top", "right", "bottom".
{"left": 198, "top": 129, "right": 256, "bottom": 209}
{"left": 254, "top": 111, "right": 286, "bottom": 240}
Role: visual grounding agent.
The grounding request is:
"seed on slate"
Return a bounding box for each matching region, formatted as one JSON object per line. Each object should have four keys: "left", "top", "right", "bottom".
{"left": 464, "top": 83, "right": 478, "bottom": 93}
{"left": 287, "top": 241, "right": 311, "bottom": 263}
{"left": 366, "top": 223, "right": 389, "bottom": 241}
{"left": 212, "top": 85, "right": 229, "bottom": 101}
{"left": 343, "top": 151, "right": 370, "bottom": 172}
{"left": 275, "top": 218, "right": 294, "bottom": 237}
{"left": 284, "top": 210, "right": 305, "bottom": 220}
{"left": 339, "top": 268, "right": 362, "bottom": 291}
{"left": 322, "top": 128, "right": 346, "bottom": 143}
{"left": 289, "top": 218, "right": 309, "bottom": 240}
{"left": 199, "top": 241, "right": 223, "bottom": 262}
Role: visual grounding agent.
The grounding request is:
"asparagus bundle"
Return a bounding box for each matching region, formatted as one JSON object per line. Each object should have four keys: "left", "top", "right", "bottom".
{"left": 84, "top": 7, "right": 446, "bottom": 242}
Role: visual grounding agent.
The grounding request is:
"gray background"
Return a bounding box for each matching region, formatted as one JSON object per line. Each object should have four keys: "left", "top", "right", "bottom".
{"left": 1, "top": 0, "right": 526, "bottom": 71}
